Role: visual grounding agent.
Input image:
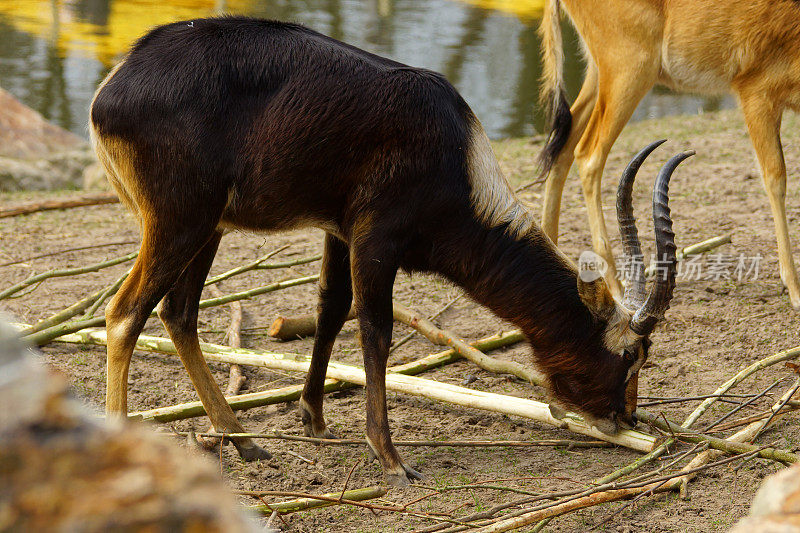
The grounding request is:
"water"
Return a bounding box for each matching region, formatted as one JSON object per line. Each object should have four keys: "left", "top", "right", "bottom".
{"left": 0, "top": 0, "right": 734, "bottom": 140}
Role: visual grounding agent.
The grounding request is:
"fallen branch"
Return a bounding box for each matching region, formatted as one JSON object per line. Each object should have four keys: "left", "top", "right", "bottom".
{"left": 184, "top": 431, "right": 612, "bottom": 449}
{"left": 677, "top": 233, "right": 733, "bottom": 259}
{"left": 426, "top": 443, "right": 719, "bottom": 533}
{"left": 703, "top": 378, "right": 786, "bottom": 432}
{"left": 128, "top": 329, "right": 525, "bottom": 422}
{"left": 22, "top": 273, "right": 320, "bottom": 346}
{"left": 710, "top": 403, "right": 800, "bottom": 433}
{"left": 474, "top": 448, "right": 759, "bottom": 532}
{"left": 0, "top": 241, "right": 137, "bottom": 268}
{"left": 20, "top": 270, "right": 129, "bottom": 337}
{"left": 636, "top": 409, "right": 797, "bottom": 463}
{"left": 204, "top": 246, "right": 321, "bottom": 286}
{"left": 245, "top": 487, "right": 476, "bottom": 528}
{"left": 83, "top": 270, "right": 129, "bottom": 318}
{"left": 0, "top": 192, "right": 119, "bottom": 219}
{"left": 135, "top": 380, "right": 352, "bottom": 422}
{"left": 18, "top": 286, "right": 106, "bottom": 336}
{"left": 390, "top": 294, "right": 464, "bottom": 353}
{"left": 269, "top": 308, "right": 356, "bottom": 340}
{"left": 243, "top": 486, "right": 388, "bottom": 514}
{"left": 195, "top": 274, "right": 319, "bottom": 308}
{"left": 0, "top": 251, "right": 137, "bottom": 300}
{"left": 53, "top": 329, "right": 657, "bottom": 452}
{"left": 517, "top": 347, "right": 800, "bottom": 531}
{"left": 682, "top": 344, "right": 800, "bottom": 428}
{"left": 392, "top": 302, "right": 544, "bottom": 385}
{"left": 674, "top": 377, "right": 800, "bottom": 495}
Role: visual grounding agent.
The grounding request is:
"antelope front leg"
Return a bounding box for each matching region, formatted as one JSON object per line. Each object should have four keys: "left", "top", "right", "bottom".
{"left": 299, "top": 234, "right": 352, "bottom": 438}
{"left": 351, "top": 241, "right": 422, "bottom": 487}
{"left": 738, "top": 90, "right": 800, "bottom": 309}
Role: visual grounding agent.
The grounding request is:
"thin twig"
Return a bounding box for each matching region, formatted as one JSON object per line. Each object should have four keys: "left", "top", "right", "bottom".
{"left": 637, "top": 409, "right": 797, "bottom": 463}
{"left": 22, "top": 273, "right": 319, "bottom": 346}
{"left": 340, "top": 459, "right": 361, "bottom": 502}
{"left": 0, "top": 192, "right": 119, "bottom": 219}
{"left": 0, "top": 241, "right": 137, "bottom": 268}
{"left": 752, "top": 377, "right": 800, "bottom": 441}
{"left": 703, "top": 378, "right": 785, "bottom": 432}
{"left": 682, "top": 344, "right": 800, "bottom": 428}
{"left": 0, "top": 252, "right": 137, "bottom": 300}
{"left": 83, "top": 269, "right": 130, "bottom": 318}
{"left": 204, "top": 245, "right": 291, "bottom": 286}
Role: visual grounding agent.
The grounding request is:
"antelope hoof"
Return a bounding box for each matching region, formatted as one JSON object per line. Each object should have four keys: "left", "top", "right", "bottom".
{"left": 299, "top": 402, "right": 336, "bottom": 439}
{"left": 232, "top": 441, "right": 272, "bottom": 462}
{"left": 304, "top": 425, "right": 337, "bottom": 440}
{"left": 385, "top": 463, "right": 425, "bottom": 488}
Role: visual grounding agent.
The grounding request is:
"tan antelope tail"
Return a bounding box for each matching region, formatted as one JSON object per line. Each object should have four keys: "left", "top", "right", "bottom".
{"left": 537, "top": 0, "right": 571, "bottom": 181}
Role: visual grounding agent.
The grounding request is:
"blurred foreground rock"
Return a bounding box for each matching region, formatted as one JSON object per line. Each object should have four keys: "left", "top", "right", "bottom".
{"left": 0, "top": 88, "right": 96, "bottom": 191}
{"left": 0, "top": 319, "right": 261, "bottom": 532}
{"left": 729, "top": 463, "right": 800, "bottom": 532}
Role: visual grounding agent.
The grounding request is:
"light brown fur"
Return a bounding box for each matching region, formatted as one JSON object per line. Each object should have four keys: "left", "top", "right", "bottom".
{"left": 540, "top": 0, "right": 800, "bottom": 307}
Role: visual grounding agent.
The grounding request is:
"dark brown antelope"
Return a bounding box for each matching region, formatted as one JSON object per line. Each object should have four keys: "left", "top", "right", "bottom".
{"left": 538, "top": 0, "right": 800, "bottom": 307}
{"left": 90, "top": 17, "right": 684, "bottom": 486}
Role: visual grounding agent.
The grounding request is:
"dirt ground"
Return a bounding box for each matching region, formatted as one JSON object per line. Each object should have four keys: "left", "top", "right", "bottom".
{"left": 2, "top": 109, "right": 800, "bottom": 532}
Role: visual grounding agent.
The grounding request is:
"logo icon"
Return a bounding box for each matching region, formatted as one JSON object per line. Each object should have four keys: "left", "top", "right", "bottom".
{"left": 578, "top": 251, "right": 607, "bottom": 282}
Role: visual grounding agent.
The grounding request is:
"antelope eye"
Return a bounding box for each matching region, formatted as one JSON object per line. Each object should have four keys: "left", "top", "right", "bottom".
{"left": 623, "top": 350, "right": 636, "bottom": 363}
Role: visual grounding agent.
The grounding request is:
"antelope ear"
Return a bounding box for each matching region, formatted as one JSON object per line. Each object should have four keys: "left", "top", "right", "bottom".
{"left": 577, "top": 277, "right": 616, "bottom": 321}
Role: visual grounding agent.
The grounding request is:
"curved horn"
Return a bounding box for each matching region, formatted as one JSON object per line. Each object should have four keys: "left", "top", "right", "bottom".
{"left": 630, "top": 150, "right": 695, "bottom": 335}
{"left": 617, "top": 140, "right": 667, "bottom": 310}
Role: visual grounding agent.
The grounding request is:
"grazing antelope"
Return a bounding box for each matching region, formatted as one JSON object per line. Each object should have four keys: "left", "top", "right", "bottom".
{"left": 90, "top": 17, "right": 684, "bottom": 486}
{"left": 538, "top": 0, "right": 800, "bottom": 307}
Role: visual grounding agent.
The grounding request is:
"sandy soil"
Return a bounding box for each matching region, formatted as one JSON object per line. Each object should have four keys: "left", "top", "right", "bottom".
{"left": 2, "top": 109, "right": 799, "bottom": 532}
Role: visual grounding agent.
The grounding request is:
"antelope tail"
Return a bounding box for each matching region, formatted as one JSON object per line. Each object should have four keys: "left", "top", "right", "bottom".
{"left": 537, "top": 0, "right": 572, "bottom": 181}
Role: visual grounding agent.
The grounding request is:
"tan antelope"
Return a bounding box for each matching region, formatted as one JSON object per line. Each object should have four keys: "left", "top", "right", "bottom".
{"left": 89, "top": 17, "right": 684, "bottom": 486}
{"left": 538, "top": 0, "right": 800, "bottom": 307}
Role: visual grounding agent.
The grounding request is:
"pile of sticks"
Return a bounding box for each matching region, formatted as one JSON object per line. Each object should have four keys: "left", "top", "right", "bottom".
{"left": 4, "top": 220, "right": 798, "bottom": 531}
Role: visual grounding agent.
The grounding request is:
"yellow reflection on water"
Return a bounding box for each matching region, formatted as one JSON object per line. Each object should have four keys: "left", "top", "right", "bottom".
{"left": 460, "top": 0, "right": 543, "bottom": 21}
{"left": 1, "top": 0, "right": 253, "bottom": 65}
{"left": 0, "top": 0, "right": 544, "bottom": 66}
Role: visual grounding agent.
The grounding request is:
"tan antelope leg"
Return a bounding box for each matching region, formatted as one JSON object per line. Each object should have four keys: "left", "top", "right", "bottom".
{"left": 574, "top": 69, "right": 656, "bottom": 298}
{"left": 157, "top": 231, "right": 270, "bottom": 460}
{"left": 104, "top": 227, "right": 214, "bottom": 418}
{"left": 737, "top": 90, "right": 800, "bottom": 308}
{"left": 541, "top": 64, "right": 598, "bottom": 243}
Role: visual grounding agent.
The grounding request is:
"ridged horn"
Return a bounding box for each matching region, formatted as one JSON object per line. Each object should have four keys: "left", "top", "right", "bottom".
{"left": 630, "top": 150, "right": 695, "bottom": 335}
{"left": 617, "top": 140, "right": 667, "bottom": 310}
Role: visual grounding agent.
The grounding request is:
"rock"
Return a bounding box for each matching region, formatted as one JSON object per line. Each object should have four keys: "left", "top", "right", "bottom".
{"left": 0, "top": 87, "right": 96, "bottom": 191}
{"left": 0, "top": 150, "right": 96, "bottom": 191}
{"left": 0, "top": 318, "right": 261, "bottom": 533}
{"left": 728, "top": 463, "right": 800, "bottom": 532}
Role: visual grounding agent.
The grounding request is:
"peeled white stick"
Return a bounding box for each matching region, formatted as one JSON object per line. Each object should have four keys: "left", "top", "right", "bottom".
{"left": 51, "top": 328, "right": 656, "bottom": 453}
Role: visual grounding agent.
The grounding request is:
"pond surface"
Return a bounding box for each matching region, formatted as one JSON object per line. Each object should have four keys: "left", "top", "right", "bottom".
{"left": 0, "top": 0, "right": 733, "bottom": 140}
